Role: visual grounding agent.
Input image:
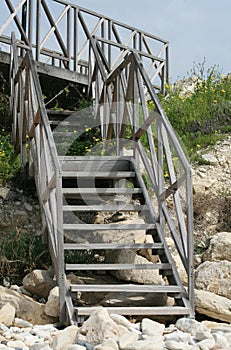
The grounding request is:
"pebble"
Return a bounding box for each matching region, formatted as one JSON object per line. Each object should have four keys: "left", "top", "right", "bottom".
{"left": 0, "top": 316, "right": 230, "bottom": 350}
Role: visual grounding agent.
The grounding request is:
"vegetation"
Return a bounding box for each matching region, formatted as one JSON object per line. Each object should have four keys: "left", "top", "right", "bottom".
{"left": 0, "top": 231, "right": 51, "bottom": 284}
{"left": 159, "top": 61, "right": 231, "bottom": 161}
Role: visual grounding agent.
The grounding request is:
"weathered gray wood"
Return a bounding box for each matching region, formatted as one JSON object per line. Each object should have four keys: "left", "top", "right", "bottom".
{"left": 62, "top": 171, "right": 135, "bottom": 179}
{"left": 64, "top": 242, "right": 164, "bottom": 250}
{"left": 75, "top": 306, "right": 190, "bottom": 316}
{"left": 66, "top": 263, "right": 171, "bottom": 271}
{"left": 62, "top": 204, "right": 148, "bottom": 212}
{"left": 7, "top": 3, "right": 194, "bottom": 321}
{"left": 71, "top": 284, "right": 182, "bottom": 293}
{"left": 62, "top": 188, "right": 142, "bottom": 195}
{"left": 64, "top": 223, "right": 155, "bottom": 231}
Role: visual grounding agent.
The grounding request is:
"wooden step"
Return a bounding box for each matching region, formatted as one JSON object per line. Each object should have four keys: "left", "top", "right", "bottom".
{"left": 74, "top": 306, "right": 190, "bottom": 316}
{"left": 66, "top": 263, "right": 171, "bottom": 271}
{"left": 62, "top": 188, "right": 142, "bottom": 195}
{"left": 53, "top": 132, "right": 78, "bottom": 137}
{"left": 70, "top": 284, "right": 182, "bottom": 293}
{"left": 62, "top": 204, "right": 148, "bottom": 212}
{"left": 62, "top": 171, "right": 135, "bottom": 179}
{"left": 64, "top": 242, "right": 164, "bottom": 250}
{"left": 63, "top": 223, "right": 155, "bottom": 231}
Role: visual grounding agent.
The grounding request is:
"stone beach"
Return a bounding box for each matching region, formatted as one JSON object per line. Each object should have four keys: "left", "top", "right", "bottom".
{"left": 0, "top": 307, "right": 230, "bottom": 350}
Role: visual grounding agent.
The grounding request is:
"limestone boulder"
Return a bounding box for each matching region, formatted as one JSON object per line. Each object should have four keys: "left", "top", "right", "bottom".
{"left": 195, "top": 260, "right": 231, "bottom": 299}
{"left": 202, "top": 232, "right": 231, "bottom": 262}
{"left": 0, "top": 286, "right": 57, "bottom": 325}
{"left": 0, "top": 302, "right": 15, "bottom": 326}
{"left": 65, "top": 218, "right": 146, "bottom": 245}
{"left": 23, "top": 269, "right": 56, "bottom": 298}
{"left": 105, "top": 249, "right": 165, "bottom": 285}
{"left": 45, "top": 286, "right": 59, "bottom": 318}
{"left": 194, "top": 289, "right": 231, "bottom": 323}
{"left": 52, "top": 325, "right": 79, "bottom": 350}
{"left": 76, "top": 307, "right": 123, "bottom": 346}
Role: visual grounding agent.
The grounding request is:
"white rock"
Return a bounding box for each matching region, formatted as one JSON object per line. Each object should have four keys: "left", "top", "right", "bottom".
{"left": 123, "top": 338, "right": 163, "bottom": 350}
{"left": 164, "top": 330, "right": 192, "bottom": 343}
{"left": 212, "top": 333, "right": 230, "bottom": 349}
{"left": 196, "top": 338, "right": 215, "bottom": 350}
{"left": 94, "top": 338, "right": 119, "bottom": 350}
{"left": 52, "top": 325, "right": 79, "bottom": 350}
{"left": 45, "top": 286, "right": 59, "bottom": 317}
{"left": 165, "top": 340, "right": 189, "bottom": 350}
{"left": 201, "top": 154, "right": 217, "bottom": 164}
{"left": 7, "top": 340, "right": 26, "bottom": 348}
{"left": 119, "top": 331, "right": 139, "bottom": 349}
{"left": 141, "top": 318, "right": 165, "bottom": 336}
{"left": 202, "top": 232, "right": 231, "bottom": 262}
{"left": 14, "top": 317, "right": 33, "bottom": 328}
{"left": 77, "top": 307, "right": 121, "bottom": 346}
{"left": 63, "top": 345, "right": 87, "bottom": 350}
{"left": 194, "top": 289, "right": 231, "bottom": 322}
{"left": 110, "top": 314, "right": 137, "bottom": 331}
{"left": 0, "top": 303, "right": 15, "bottom": 326}
{"left": 0, "top": 286, "right": 57, "bottom": 325}
{"left": 30, "top": 344, "right": 51, "bottom": 350}
{"left": 195, "top": 260, "right": 231, "bottom": 299}
{"left": 106, "top": 250, "right": 164, "bottom": 285}
{"left": 23, "top": 269, "right": 56, "bottom": 299}
{"left": 175, "top": 318, "right": 200, "bottom": 335}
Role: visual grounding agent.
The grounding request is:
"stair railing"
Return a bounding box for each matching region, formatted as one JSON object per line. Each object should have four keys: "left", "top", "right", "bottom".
{"left": 1, "top": 0, "right": 168, "bottom": 92}
{"left": 9, "top": 33, "right": 69, "bottom": 323}
{"left": 87, "top": 39, "right": 194, "bottom": 315}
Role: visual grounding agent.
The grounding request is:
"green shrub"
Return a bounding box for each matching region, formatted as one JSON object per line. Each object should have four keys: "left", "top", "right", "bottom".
{"left": 0, "top": 231, "right": 51, "bottom": 284}
{"left": 159, "top": 61, "right": 231, "bottom": 159}
{"left": 0, "top": 131, "right": 20, "bottom": 183}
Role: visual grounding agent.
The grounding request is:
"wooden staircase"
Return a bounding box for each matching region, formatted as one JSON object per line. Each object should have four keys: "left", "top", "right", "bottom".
{"left": 57, "top": 155, "right": 191, "bottom": 323}
{"left": 2, "top": 0, "right": 194, "bottom": 325}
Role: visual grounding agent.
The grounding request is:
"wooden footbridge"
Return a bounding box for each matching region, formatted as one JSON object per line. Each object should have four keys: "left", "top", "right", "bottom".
{"left": 0, "top": 0, "right": 194, "bottom": 324}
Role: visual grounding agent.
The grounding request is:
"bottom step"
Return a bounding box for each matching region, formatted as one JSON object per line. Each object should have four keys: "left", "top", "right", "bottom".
{"left": 74, "top": 306, "right": 190, "bottom": 316}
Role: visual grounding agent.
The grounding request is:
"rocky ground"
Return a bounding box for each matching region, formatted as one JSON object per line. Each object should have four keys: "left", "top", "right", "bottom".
{"left": 0, "top": 135, "right": 230, "bottom": 349}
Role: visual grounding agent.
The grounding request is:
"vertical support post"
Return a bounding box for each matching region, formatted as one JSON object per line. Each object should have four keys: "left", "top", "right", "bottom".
{"left": 165, "top": 44, "right": 169, "bottom": 86}
{"left": 67, "top": 7, "right": 71, "bottom": 69}
{"left": 36, "top": 0, "right": 41, "bottom": 62}
{"left": 21, "top": 1, "right": 27, "bottom": 56}
{"left": 108, "top": 19, "right": 112, "bottom": 69}
{"left": 56, "top": 167, "right": 66, "bottom": 324}
{"left": 101, "top": 20, "right": 105, "bottom": 55}
{"left": 74, "top": 8, "right": 78, "bottom": 71}
{"left": 157, "top": 119, "right": 165, "bottom": 234}
{"left": 28, "top": 0, "right": 33, "bottom": 46}
{"left": 186, "top": 169, "right": 195, "bottom": 317}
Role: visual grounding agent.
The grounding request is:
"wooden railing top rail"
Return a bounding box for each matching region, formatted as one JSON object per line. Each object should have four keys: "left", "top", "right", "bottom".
{"left": 0, "top": 0, "right": 169, "bottom": 90}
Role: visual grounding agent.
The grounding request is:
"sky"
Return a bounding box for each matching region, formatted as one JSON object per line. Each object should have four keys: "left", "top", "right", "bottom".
{"left": 70, "top": 0, "right": 231, "bottom": 82}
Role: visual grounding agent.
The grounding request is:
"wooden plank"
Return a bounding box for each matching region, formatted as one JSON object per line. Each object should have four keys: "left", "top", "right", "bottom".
{"left": 62, "top": 205, "right": 148, "bottom": 212}
{"left": 64, "top": 242, "right": 164, "bottom": 250}
{"left": 62, "top": 188, "right": 142, "bottom": 195}
{"left": 66, "top": 263, "right": 171, "bottom": 271}
{"left": 71, "top": 284, "right": 182, "bottom": 293}
{"left": 75, "top": 306, "right": 190, "bottom": 316}
{"left": 62, "top": 171, "right": 135, "bottom": 179}
{"left": 64, "top": 223, "right": 155, "bottom": 231}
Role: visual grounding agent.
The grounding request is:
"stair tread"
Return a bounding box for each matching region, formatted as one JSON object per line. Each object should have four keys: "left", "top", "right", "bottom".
{"left": 64, "top": 242, "right": 164, "bottom": 250}
{"left": 66, "top": 263, "right": 171, "bottom": 270}
{"left": 62, "top": 188, "right": 142, "bottom": 194}
{"left": 63, "top": 223, "right": 155, "bottom": 230}
{"left": 74, "top": 306, "right": 190, "bottom": 316}
{"left": 70, "top": 284, "right": 183, "bottom": 293}
{"left": 62, "top": 171, "right": 135, "bottom": 178}
{"left": 63, "top": 205, "right": 148, "bottom": 212}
